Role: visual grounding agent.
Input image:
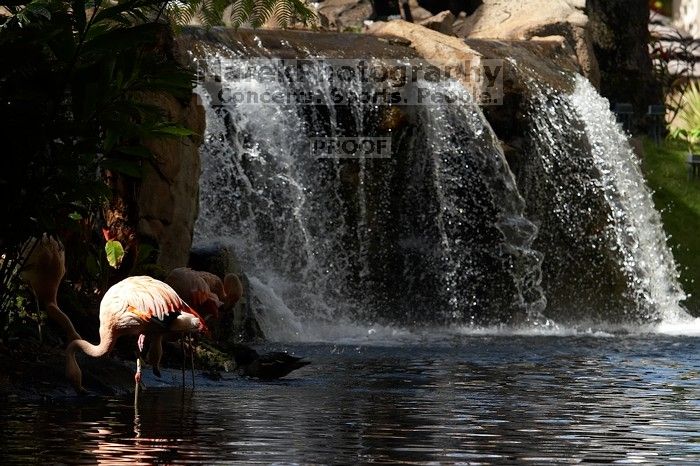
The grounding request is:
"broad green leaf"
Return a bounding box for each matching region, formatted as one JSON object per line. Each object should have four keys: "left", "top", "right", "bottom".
{"left": 105, "top": 239, "right": 125, "bottom": 268}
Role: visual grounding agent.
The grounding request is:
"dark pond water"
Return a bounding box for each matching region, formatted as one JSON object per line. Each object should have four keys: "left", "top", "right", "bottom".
{"left": 1, "top": 335, "right": 699, "bottom": 464}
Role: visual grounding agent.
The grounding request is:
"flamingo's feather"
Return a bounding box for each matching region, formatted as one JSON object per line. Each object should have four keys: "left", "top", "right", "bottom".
{"left": 101, "top": 276, "right": 206, "bottom": 333}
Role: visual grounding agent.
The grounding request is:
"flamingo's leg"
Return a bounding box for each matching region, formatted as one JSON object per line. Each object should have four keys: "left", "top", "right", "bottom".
{"left": 136, "top": 334, "right": 146, "bottom": 376}
{"left": 32, "top": 291, "right": 43, "bottom": 343}
{"left": 189, "top": 333, "right": 195, "bottom": 389}
{"left": 135, "top": 334, "right": 145, "bottom": 406}
{"left": 147, "top": 334, "right": 163, "bottom": 378}
{"left": 181, "top": 336, "right": 186, "bottom": 389}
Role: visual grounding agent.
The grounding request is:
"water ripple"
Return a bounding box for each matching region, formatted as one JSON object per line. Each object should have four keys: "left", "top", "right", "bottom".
{"left": 1, "top": 336, "right": 699, "bottom": 464}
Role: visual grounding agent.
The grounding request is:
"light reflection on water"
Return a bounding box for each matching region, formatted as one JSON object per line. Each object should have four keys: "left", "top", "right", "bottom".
{"left": 1, "top": 336, "right": 699, "bottom": 464}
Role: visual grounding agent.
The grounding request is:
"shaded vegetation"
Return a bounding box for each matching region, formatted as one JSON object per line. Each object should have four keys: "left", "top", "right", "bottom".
{"left": 643, "top": 138, "right": 700, "bottom": 314}
{"left": 0, "top": 0, "right": 314, "bottom": 340}
{"left": 0, "top": 0, "right": 197, "bottom": 335}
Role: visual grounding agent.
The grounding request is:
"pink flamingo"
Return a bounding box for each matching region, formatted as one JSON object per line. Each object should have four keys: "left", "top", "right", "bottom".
{"left": 20, "top": 234, "right": 81, "bottom": 342}
{"left": 195, "top": 270, "right": 244, "bottom": 311}
{"left": 140, "top": 268, "right": 243, "bottom": 378}
{"left": 65, "top": 275, "right": 207, "bottom": 395}
{"left": 195, "top": 270, "right": 226, "bottom": 303}
{"left": 221, "top": 272, "right": 244, "bottom": 310}
{"left": 166, "top": 267, "right": 223, "bottom": 322}
{"left": 165, "top": 268, "right": 244, "bottom": 325}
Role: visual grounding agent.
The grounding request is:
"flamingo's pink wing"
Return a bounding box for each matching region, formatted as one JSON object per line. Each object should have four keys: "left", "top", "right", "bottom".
{"left": 122, "top": 277, "right": 198, "bottom": 322}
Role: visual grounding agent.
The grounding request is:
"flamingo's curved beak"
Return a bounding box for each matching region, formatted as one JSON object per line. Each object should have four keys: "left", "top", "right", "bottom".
{"left": 198, "top": 319, "right": 211, "bottom": 337}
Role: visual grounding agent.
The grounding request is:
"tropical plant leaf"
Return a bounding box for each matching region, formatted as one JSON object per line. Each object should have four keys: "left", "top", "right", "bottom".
{"left": 670, "top": 81, "right": 700, "bottom": 151}
{"left": 105, "top": 239, "right": 125, "bottom": 268}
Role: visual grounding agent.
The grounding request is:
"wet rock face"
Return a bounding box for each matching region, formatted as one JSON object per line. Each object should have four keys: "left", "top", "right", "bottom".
{"left": 138, "top": 92, "right": 205, "bottom": 272}
{"left": 364, "top": 21, "right": 642, "bottom": 320}
{"left": 137, "top": 0, "right": 659, "bottom": 289}
{"left": 189, "top": 242, "right": 243, "bottom": 278}
{"left": 180, "top": 24, "right": 678, "bottom": 326}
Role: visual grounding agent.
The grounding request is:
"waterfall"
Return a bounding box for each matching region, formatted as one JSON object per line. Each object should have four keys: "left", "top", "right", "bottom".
{"left": 192, "top": 49, "right": 547, "bottom": 338}
{"left": 521, "top": 74, "right": 690, "bottom": 325}
{"left": 190, "top": 37, "right": 696, "bottom": 339}
{"left": 570, "top": 76, "right": 688, "bottom": 323}
{"left": 416, "top": 79, "right": 547, "bottom": 324}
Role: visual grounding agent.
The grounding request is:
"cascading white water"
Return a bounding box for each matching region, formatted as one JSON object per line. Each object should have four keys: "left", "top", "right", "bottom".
{"left": 417, "top": 79, "right": 547, "bottom": 323}
{"left": 523, "top": 73, "right": 693, "bottom": 328}
{"left": 194, "top": 57, "right": 348, "bottom": 323}
{"left": 192, "top": 49, "right": 548, "bottom": 339}
{"left": 570, "top": 76, "right": 690, "bottom": 325}
{"left": 191, "top": 40, "right": 697, "bottom": 339}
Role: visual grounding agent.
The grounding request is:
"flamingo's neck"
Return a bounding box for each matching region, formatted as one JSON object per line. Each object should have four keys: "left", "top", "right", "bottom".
{"left": 35, "top": 287, "right": 58, "bottom": 308}
{"left": 223, "top": 274, "right": 243, "bottom": 307}
{"left": 46, "top": 303, "right": 81, "bottom": 341}
{"left": 65, "top": 324, "right": 115, "bottom": 393}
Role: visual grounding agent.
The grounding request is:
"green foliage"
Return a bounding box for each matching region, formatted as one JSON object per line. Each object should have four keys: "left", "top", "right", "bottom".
{"left": 643, "top": 138, "right": 700, "bottom": 315}
{"left": 165, "top": 0, "right": 315, "bottom": 28}
{"left": 669, "top": 127, "right": 700, "bottom": 152}
{"left": 0, "top": 0, "right": 197, "bottom": 250}
{"left": 669, "top": 81, "right": 700, "bottom": 152}
{"left": 680, "top": 81, "right": 700, "bottom": 127}
{"left": 0, "top": 0, "right": 314, "bottom": 250}
{"left": 649, "top": 20, "right": 700, "bottom": 126}
{"left": 105, "top": 240, "right": 126, "bottom": 268}
{"left": 0, "top": 0, "right": 198, "bottom": 321}
{"left": 0, "top": 0, "right": 315, "bottom": 333}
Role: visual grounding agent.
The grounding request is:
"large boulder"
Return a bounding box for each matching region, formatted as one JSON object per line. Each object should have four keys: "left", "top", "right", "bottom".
{"left": 189, "top": 241, "right": 243, "bottom": 278}
{"left": 138, "top": 92, "right": 205, "bottom": 272}
{"left": 453, "top": 0, "right": 600, "bottom": 87}
{"left": 316, "top": 0, "right": 374, "bottom": 30}
{"left": 418, "top": 10, "right": 456, "bottom": 35}
{"left": 368, "top": 20, "right": 578, "bottom": 103}
{"left": 368, "top": 20, "right": 487, "bottom": 97}
{"left": 455, "top": 0, "right": 587, "bottom": 37}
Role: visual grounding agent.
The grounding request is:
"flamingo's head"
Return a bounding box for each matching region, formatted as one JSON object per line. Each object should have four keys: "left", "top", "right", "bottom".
{"left": 199, "top": 319, "right": 211, "bottom": 337}
{"left": 189, "top": 308, "right": 211, "bottom": 337}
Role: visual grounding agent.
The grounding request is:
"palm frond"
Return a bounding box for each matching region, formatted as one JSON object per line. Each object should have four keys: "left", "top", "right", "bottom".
{"left": 162, "top": 0, "right": 316, "bottom": 28}
{"left": 678, "top": 80, "right": 700, "bottom": 132}
{"left": 249, "top": 0, "right": 276, "bottom": 27}
{"left": 273, "top": 0, "right": 314, "bottom": 27}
